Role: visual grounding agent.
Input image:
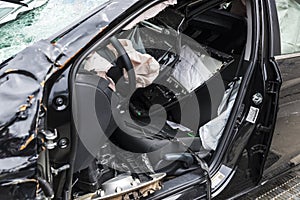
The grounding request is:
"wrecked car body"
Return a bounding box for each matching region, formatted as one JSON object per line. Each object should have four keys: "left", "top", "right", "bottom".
{"left": 1, "top": 0, "right": 299, "bottom": 199}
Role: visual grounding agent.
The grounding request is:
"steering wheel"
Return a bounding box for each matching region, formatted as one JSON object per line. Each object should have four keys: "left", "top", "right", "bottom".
{"left": 108, "top": 37, "right": 169, "bottom": 153}
{"left": 109, "top": 36, "right": 136, "bottom": 99}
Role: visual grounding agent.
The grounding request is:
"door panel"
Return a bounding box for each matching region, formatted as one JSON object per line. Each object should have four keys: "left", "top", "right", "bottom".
{"left": 261, "top": 0, "right": 300, "bottom": 179}
{"left": 264, "top": 55, "right": 300, "bottom": 178}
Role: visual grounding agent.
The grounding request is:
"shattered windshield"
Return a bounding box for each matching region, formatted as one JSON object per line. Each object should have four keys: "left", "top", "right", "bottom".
{"left": 0, "top": 0, "right": 107, "bottom": 63}
{"left": 0, "top": 7, "right": 13, "bottom": 19}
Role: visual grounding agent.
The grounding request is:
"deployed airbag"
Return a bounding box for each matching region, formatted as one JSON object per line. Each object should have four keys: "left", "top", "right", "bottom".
{"left": 199, "top": 78, "right": 241, "bottom": 151}
{"left": 172, "top": 45, "right": 223, "bottom": 93}
{"left": 84, "top": 39, "right": 160, "bottom": 88}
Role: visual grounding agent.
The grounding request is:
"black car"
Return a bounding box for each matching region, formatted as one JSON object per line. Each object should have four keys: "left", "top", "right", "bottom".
{"left": 0, "top": 0, "right": 299, "bottom": 199}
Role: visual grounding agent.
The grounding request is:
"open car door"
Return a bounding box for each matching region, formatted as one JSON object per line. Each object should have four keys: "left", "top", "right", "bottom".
{"left": 244, "top": 0, "right": 282, "bottom": 183}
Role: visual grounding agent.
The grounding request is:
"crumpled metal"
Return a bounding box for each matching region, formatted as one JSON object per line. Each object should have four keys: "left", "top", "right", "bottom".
{"left": 0, "top": 0, "right": 139, "bottom": 187}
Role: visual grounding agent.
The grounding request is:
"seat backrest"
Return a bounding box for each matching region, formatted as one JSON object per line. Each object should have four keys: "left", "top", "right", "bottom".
{"left": 72, "top": 71, "right": 116, "bottom": 171}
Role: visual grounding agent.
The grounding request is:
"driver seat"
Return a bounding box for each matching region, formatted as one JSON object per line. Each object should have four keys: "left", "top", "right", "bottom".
{"left": 110, "top": 125, "right": 211, "bottom": 175}
{"left": 74, "top": 70, "right": 210, "bottom": 175}
{"left": 73, "top": 70, "right": 117, "bottom": 172}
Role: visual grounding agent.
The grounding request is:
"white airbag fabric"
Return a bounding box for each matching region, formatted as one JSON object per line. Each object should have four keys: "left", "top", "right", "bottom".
{"left": 84, "top": 39, "right": 160, "bottom": 89}
{"left": 199, "top": 79, "right": 241, "bottom": 151}
{"left": 172, "top": 45, "right": 223, "bottom": 93}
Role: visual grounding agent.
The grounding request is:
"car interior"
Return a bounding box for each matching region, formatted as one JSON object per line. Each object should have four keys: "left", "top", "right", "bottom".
{"left": 67, "top": 0, "right": 249, "bottom": 198}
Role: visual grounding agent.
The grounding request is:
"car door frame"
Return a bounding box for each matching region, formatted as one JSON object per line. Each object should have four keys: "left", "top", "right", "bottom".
{"left": 67, "top": 0, "right": 282, "bottom": 199}
{"left": 208, "top": 0, "right": 282, "bottom": 197}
